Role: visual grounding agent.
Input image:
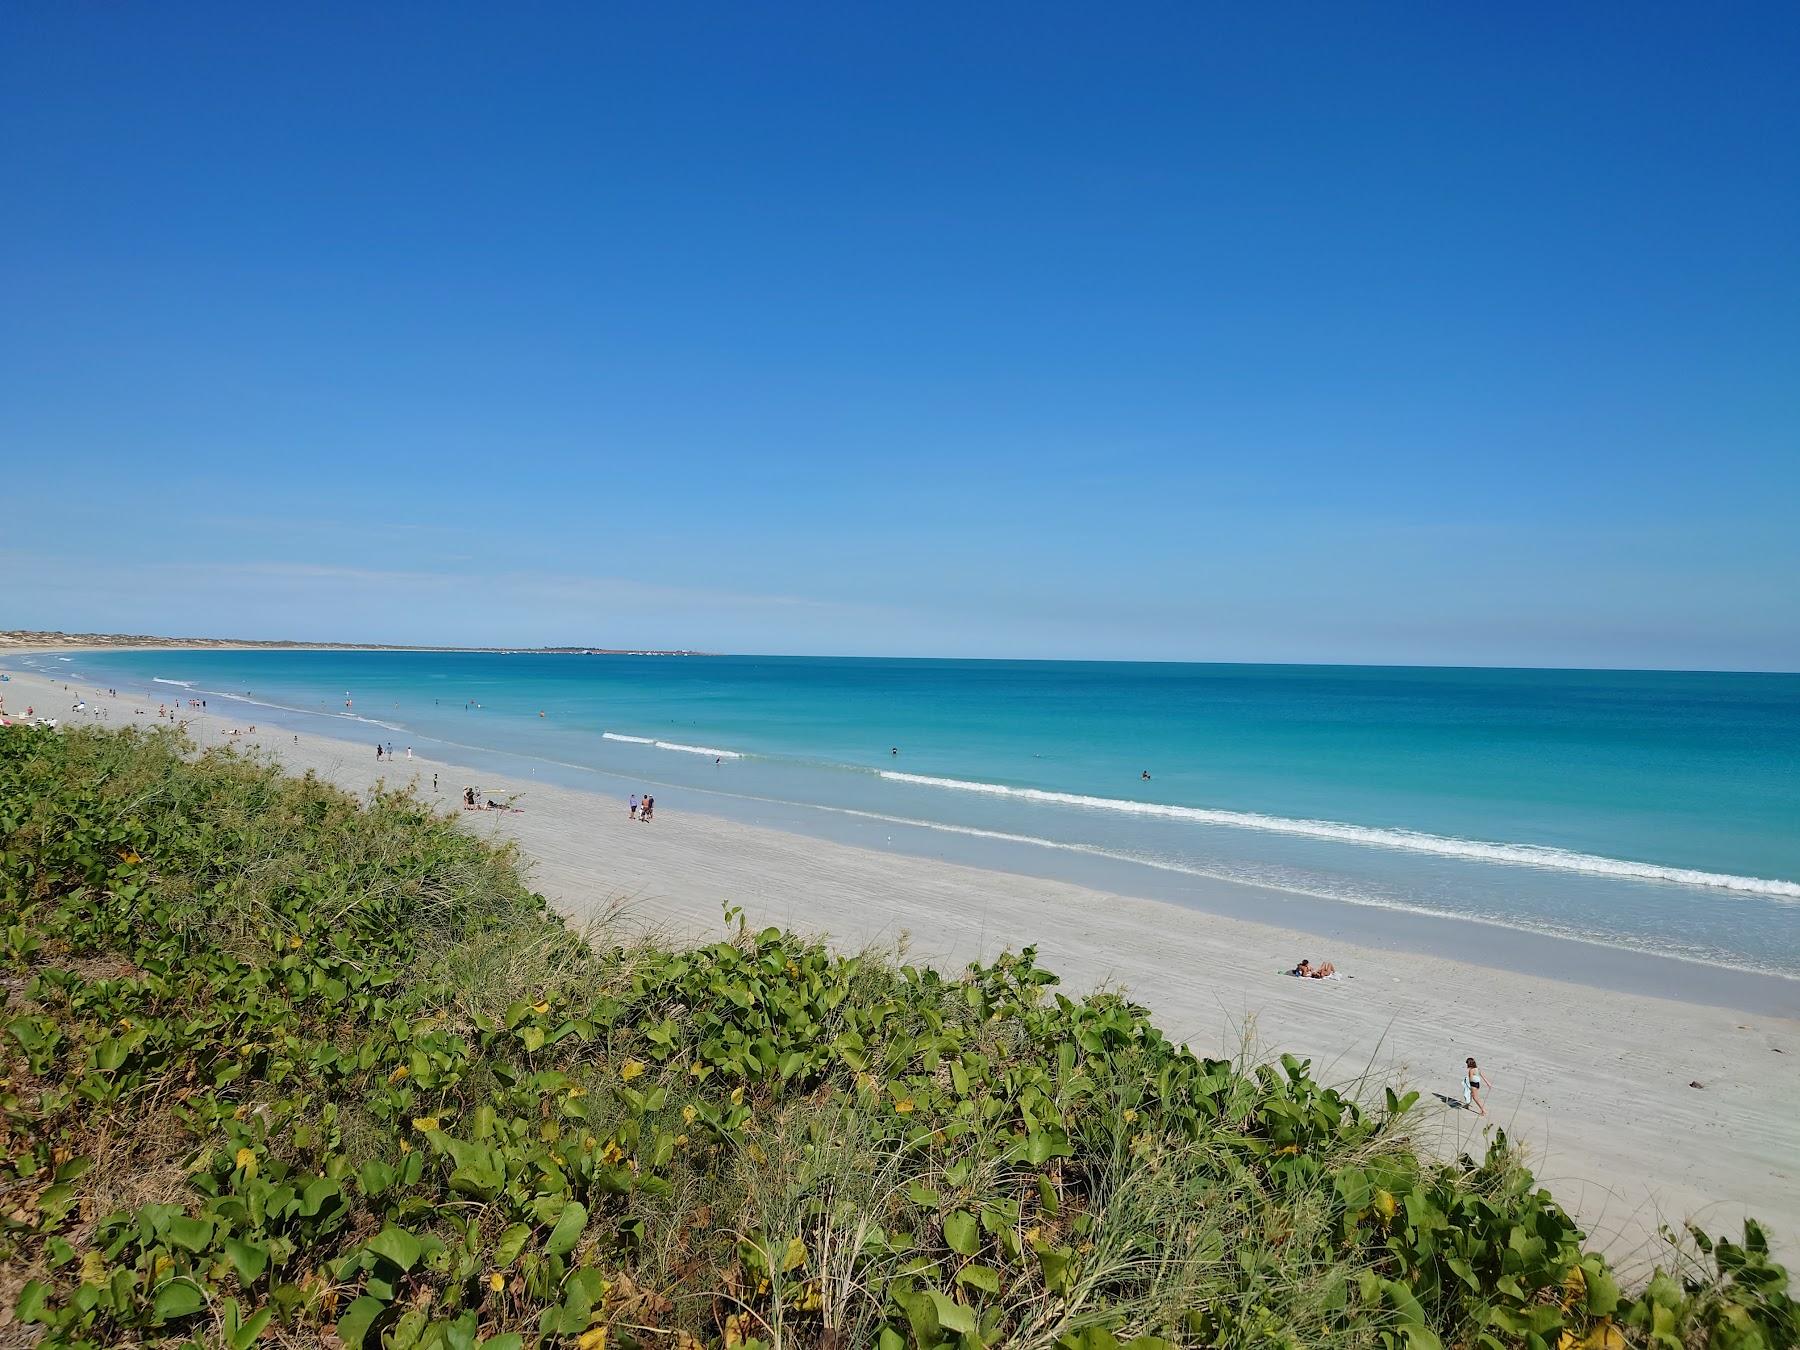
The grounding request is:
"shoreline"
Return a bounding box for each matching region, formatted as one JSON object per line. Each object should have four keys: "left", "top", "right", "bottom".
{"left": 584, "top": 771, "right": 1800, "bottom": 1014}
{"left": 5, "top": 659, "right": 1798, "bottom": 1265}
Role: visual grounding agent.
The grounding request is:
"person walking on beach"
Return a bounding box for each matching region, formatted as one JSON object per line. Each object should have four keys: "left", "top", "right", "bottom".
{"left": 629, "top": 793, "right": 639, "bottom": 820}
{"left": 642, "top": 794, "right": 654, "bottom": 822}
{"left": 1462, "top": 1058, "right": 1493, "bottom": 1116}
{"left": 376, "top": 743, "right": 383, "bottom": 760}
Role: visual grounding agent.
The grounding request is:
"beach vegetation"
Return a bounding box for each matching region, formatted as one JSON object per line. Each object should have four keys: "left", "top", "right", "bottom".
{"left": 0, "top": 724, "right": 1792, "bottom": 1348}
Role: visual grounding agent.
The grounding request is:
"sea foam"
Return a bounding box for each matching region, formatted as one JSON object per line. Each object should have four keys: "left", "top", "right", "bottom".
{"left": 606, "top": 731, "right": 742, "bottom": 759}
{"left": 877, "top": 771, "right": 1800, "bottom": 899}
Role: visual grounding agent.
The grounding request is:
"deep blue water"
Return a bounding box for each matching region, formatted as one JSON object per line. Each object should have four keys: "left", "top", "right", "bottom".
{"left": 31, "top": 650, "right": 1800, "bottom": 978}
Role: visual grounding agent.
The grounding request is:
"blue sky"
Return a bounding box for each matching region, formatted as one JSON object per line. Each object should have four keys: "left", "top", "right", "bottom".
{"left": 3, "top": 4, "right": 1796, "bottom": 667}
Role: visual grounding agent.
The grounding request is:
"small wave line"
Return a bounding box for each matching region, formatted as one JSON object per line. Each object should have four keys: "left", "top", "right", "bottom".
{"left": 876, "top": 771, "right": 1800, "bottom": 899}
{"left": 605, "top": 731, "right": 742, "bottom": 759}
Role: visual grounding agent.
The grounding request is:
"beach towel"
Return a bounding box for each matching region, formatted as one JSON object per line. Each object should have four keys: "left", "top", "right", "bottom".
{"left": 1461, "top": 1080, "right": 1472, "bottom": 1107}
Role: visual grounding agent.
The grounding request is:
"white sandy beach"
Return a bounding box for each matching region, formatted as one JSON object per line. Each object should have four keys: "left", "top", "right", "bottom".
{"left": 5, "top": 661, "right": 1797, "bottom": 1270}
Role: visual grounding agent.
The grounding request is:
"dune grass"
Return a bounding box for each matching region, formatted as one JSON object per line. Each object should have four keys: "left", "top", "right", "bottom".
{"left": 0, "top": 724, "right": 1791, "bottom": 1349}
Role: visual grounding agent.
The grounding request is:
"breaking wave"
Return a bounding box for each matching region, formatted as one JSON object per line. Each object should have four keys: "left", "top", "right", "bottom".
{"left": 605, "top": 731, "right": 742, "bottom": 759}
{"left": 876, "top": 771, "right": 1800, "bottom": 898}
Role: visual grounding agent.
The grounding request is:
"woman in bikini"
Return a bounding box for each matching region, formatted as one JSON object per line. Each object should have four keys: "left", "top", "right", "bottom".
{"left": 1463, "top": 1057, "right": 1493, "bottom": 1116}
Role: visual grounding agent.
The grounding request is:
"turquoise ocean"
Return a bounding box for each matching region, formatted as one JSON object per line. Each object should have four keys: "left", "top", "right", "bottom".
{"left": 27, "top": 650, "right": 1800, "bottom": 985}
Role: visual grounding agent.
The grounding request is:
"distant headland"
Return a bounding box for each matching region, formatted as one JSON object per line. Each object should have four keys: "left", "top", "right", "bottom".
{"left": 0, "top": 630, "right": 707, "bottom": 656}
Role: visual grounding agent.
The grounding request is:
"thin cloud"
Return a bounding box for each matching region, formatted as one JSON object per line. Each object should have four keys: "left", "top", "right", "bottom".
{"left": 20, "top": 552, "right": 896, "bottom": 624}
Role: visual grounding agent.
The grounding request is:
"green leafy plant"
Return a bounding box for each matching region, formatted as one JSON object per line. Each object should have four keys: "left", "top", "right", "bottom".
{"left": 0, "top": 723, "right": 1788, "bottom": 1348}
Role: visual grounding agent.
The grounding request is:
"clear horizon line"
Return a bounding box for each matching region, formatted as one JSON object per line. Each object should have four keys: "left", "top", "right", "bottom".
{"left": 9, "top": 632, "right": 1796, "bottom": 677}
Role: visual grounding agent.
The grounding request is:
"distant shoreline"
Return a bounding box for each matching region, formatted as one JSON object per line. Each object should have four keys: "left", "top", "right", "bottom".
{"left": 0, "top": 631, "right": 708, "bottom": 656}
{"left": 5, "top": 633, "right": 1792, "bottom": 676}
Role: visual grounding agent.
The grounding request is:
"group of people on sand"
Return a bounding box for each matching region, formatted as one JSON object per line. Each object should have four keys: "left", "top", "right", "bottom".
{"left": 461, "top": 786, "right": 517, "bottom": 812}
{"left": 1287, "top": 956, "right": 1496, "bottom": 1117}
{"left": 628, "top": 793, "right": 655, "bottom": 822}
{"left": 374, "top": 742, "right": 413, "bottom": 761}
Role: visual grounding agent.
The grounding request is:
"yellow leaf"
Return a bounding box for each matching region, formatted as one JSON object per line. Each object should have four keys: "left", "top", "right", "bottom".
{"left": 894, "top": 1097, "right": 915, "bottom": 1113}
{"left": 620, "top": 1059, "right": 645, "bottom": 1082}
{"left": 601, "top": 1140, "right": 625, "bottom": 1164}
{"left": 730, "top": 1085, "right": 745, "bottom": 1106}
{"left": 532, "top": 1000, "right": 550, "bottom": 1014}
{"left": 1583, "top": 1324, "right": 1627, "bottom": 1350}
{"left": 577, "top": 1329, "right": 609, "bottom": 1350}
{"left": 235, "top": 1147, "right": 258, "bottom": 1177}
{"left": 288, "top": 934, "right": 303, "bottom": 949}
{"left": 682, "top": 1105, "right": 697, "bottom": 1125}
{"left": 781, "top": 1236, "right": 807, "bottom": 1272}
{"left": 411, "top": 1116, "right": 440, "bottom": 1133}
{"left": 399, "top": 1139, "right": 413, "bottom": 1154}
{"left": 387, "top": 1065, "right": 409, "bottom": 1083}
{"left": 1374, "top": 1189, "right": 1397, "bottom": 1220}
{"left": 489, "top": 1271, "right": 506, "bottom": 1292}
{"left": 80, "top": 1249, "right": 107, "bottom": 1284}
{"left": 1562, "top": 1264, "right": 1587, "bottom": 1305}
{"left": 1123, "top": 1109, "right": 1137, "bottom": 1123}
